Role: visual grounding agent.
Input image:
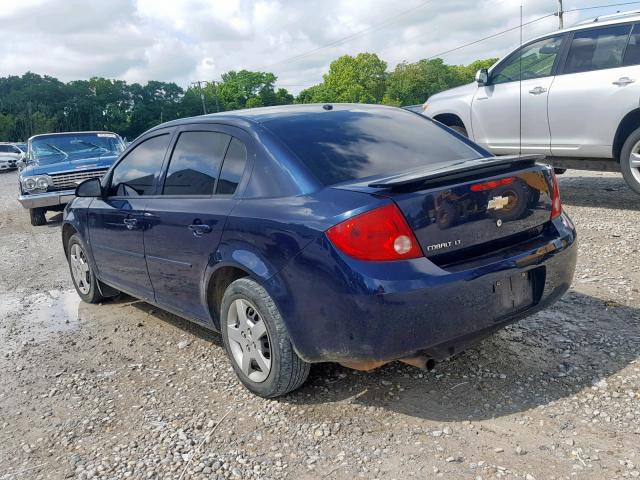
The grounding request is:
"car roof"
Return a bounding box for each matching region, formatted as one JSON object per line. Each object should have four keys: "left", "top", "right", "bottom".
{"left": 535, "top": 10, "right": 640, "bottom": 39}
{"left": 148, "top": 103, "right": 408, "bottom": 132}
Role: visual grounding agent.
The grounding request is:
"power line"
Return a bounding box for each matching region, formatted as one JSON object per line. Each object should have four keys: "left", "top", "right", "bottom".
{"left": 564, "top": 1, "right": 640, "bottom": 13}
{"left": 257, "top": 0, "right": 434, "bottom": 70}
{"left": 421, "top": 12, "right": 557, "bottom": 61}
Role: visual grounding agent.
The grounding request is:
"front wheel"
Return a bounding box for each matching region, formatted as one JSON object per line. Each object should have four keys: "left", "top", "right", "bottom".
{"left": 67, "top": 234, "right": 107, "bottom": 303}
{"left": 220, "top": 278, "right": 310, "bottom": 397}
{"left": 448, "top": 125, "right": 468, "bottom": 137}
{"left": 29, "top": 207, "right": 47, "bottom": 226}
{"left": 620, "top": 127, "right": 640, "bottom": 195}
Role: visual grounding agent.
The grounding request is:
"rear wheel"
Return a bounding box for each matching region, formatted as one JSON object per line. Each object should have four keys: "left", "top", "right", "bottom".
{"left": 620, "top": 127, "right": 640, "bottom": 195}
{"left": 553, "top": 168, "right": 567, "bottom": 175}
{"left": 220, "top": 278, "right": 310, "bottom": 397}
{"left": 29, "top": 207, "right": 47, "bottom": 226}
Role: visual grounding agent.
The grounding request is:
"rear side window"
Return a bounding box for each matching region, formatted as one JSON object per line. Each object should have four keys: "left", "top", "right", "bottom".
{"left": 564, "top": 25, "right": 631, "bottom": 74}
{"left": 216, "top": 138, "right": 247, "bottom": 195}
{"left": 263, "top": 108, "right": 481, "bottom": 186}
{"left": 163, "top": 131, "right": 230, "bottom": 196}
{"left": 109, "top": 134, "right": 170, "bottom": 196}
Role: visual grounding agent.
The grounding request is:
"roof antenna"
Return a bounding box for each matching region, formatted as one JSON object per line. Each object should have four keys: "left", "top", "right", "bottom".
{"left": 519, "top": 3, "right": 523, "bottom": 156}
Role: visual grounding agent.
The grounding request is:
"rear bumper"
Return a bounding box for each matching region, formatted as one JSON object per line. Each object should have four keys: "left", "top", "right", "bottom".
{"left": 275, "top": 213, "right": 577, "bottom": 363}
{"left": 18, "top": 189, "right": 75, "bottom": 209}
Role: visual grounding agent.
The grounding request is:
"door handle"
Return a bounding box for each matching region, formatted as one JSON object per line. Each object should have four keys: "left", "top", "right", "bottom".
{"left": 613, "top": 77, "right": 635, "bottom": 86}
{"left": 188, "top": 223, "right": 212, "bottom": 236}
{"left": 528, "top": 86, "right": 547, "bottom": 95}
{"left": 123, "top": 217, "right": 139, "bottom": 230}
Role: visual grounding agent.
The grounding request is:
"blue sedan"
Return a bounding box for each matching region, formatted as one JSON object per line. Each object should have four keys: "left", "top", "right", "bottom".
{"left": 62, "top": 104, "right": 577, "bottom": 397}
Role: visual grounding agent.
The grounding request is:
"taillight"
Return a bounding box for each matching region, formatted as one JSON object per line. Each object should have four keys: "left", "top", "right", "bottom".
{"left": 470, "top": 177, "right": 515, "bottom": 192}
{"left": 550, "top": 171, "right": 562, "bottom": 219}
{"left": 326, "top": 203, "right": 423, "bottom": 261}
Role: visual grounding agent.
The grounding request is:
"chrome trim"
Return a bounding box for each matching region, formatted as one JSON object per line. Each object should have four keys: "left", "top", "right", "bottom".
{"left": 17, "top": 189, "right": 75, "bottom": 209}
{"left": 50, "top": 169, "right": 109, "bottom": 189}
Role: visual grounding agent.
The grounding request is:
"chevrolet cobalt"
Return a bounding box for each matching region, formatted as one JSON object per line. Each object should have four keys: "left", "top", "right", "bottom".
{"left": 62, "top": 104, "right": 577, "bottom": 397}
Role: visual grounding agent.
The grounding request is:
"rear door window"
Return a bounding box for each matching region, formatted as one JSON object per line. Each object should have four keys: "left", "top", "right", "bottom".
{"left": 109, "top": 134, "right": 170, "bottom": 196}
{"left": 563, "top": 25, "right": 631, "bottom": 74}
{"left": 216, "top": 138, "right": 247, "bottom": 195}
{"left": 162, "top": 131, "right": 231, "bottom": 196}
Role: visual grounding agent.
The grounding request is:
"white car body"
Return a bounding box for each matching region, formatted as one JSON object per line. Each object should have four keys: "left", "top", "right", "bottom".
{"left": 424, "top": 11, "right": 640, "bottom": 192}
{"left": 0, "top": 143, "right": 24, "bottom": 171}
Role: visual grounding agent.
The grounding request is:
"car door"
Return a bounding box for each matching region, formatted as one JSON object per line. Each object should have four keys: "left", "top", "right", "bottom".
{"left": 548, "top": 23, "right": 640, "bottom": 158}
{"left": 88, "top": 131, "right": 173, "bottom": 299}
{"left": 143, "top": 125, "right": 250, "bottom": 323}
{"left": 471, "top": 34, "right": 565, "bottom": 155}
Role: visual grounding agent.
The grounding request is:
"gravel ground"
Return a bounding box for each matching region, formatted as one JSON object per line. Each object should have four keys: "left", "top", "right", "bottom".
{"left": 0, "top": 168, "right": 639, "bottom": 480}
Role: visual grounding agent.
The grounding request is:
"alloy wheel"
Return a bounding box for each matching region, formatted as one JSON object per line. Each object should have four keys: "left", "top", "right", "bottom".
{"left": 69, "top": 243, "right": 91, "bottom": 295}
{"left": 226, "top": 298, "right": 272, "bottom": 383}
{"left": 629, "top": 140, "right": 640, "bottom": 185}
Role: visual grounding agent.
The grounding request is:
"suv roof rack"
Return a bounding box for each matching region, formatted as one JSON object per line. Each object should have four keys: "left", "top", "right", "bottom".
{"left": 575, "top": 9, "right": 640, "bottom": 25}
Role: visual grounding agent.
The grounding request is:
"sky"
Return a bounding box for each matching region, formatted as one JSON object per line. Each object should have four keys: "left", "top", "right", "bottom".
{"left": 0, "top": 0, "right": 636, "bottom": 94}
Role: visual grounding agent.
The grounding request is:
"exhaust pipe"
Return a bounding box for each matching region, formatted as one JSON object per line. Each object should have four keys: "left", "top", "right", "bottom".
{"left": 400, "top": 356, "right": 436, "bottom": 371}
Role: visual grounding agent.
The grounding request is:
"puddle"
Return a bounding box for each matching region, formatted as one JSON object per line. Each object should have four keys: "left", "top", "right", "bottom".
{"left": 0, "top": 289, "right": 83, "bottom": 352}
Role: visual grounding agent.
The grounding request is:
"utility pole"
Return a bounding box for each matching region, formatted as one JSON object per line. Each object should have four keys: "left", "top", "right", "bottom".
{"left": 557, "top": 0, "right": 564, "bottom": 29}
{"left": 211, "top": 81, "right": 220, "bottom": 113}
{"left": 192, "top": 80, "right": 208, "bottom": 115}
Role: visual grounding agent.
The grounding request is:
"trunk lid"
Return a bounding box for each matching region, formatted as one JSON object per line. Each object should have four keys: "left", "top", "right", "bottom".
{"left": 333, "top": 156, "right": 555, "bottom": 266}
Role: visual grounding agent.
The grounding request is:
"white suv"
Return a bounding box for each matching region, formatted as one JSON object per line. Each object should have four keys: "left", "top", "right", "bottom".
{"left": 423, "top": 11, "right": 640, "bottom": 194}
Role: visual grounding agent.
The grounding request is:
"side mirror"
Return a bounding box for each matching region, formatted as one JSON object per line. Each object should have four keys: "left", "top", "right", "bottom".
{"left": 475, "top": 68, "right": 489, "bottom": 86}
{"left": 75, "top": 177, "right": 103, "bottom": 198}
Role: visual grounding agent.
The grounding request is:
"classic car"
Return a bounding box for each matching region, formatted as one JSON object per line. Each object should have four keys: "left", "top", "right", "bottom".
{"left": 18, "top": 131, "right": 125, "bottom": 225}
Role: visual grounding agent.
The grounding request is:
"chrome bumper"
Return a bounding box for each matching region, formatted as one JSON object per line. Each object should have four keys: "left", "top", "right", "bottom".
{"left": 18, "top": 189, "right": 75, "bottom": 209}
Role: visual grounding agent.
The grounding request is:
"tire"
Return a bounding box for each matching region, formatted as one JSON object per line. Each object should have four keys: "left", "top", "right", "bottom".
{"left": 448, "top": 125, "right": 468, "bottom": 137}
{"left": 67, "top": 234, "right": 106, "bottom": 304}
{"left": 553, "top": 168, "right": 567, "bottom": 175}
{"left": 620, "top": 126, "right": 640, "bottom": 195}
{"left": 220, "top": 278, "right": 310, "bottom": 397}
{"left": 29, "top": 207, "right": 47, "bottom": 226}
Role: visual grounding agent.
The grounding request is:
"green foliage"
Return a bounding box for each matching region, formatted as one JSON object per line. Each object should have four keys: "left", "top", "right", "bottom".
{"left": 297, "top": 53, "right": 387, "bottom": 104}
{"left": 0, "top": 55, "right": 498, "bottom": 141}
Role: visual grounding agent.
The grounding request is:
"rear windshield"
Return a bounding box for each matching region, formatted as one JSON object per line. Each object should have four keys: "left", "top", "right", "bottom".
{"left": 263, "top": 108, "right": 482, "bottom": 185}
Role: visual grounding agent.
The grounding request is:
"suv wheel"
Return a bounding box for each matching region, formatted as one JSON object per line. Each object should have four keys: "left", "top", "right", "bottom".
{"left": 220, "top": 278, "right": 310, "bottom": 397}
{"left": 67, "top": 234, "right": 107, "bottom": 303}
{"left": 448, "top": 125, "right": 468, "bottom": 137}
{"left": 29, "top": 207, "right": 47, "bottom": 226}
{"left": 620, "top": 127, "right": 640, "bottom": 195}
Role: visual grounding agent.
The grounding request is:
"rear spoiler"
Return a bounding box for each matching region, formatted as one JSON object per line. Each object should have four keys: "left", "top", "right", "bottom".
{"left": 368, "top": 154, "right": 546, "bottom": 189}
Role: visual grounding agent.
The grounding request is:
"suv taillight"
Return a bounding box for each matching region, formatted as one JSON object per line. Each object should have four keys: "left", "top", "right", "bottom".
{"left": 550, "top": 171, "right": 562, "bottom": 219}
{"left": 326, "top": 203, "right": 423, "bottom": 261}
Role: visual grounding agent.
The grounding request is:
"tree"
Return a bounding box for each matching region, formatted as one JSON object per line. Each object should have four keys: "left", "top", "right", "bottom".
{"left": 383, "top": 57, "right": 499, "bottom": 106}
{"left": 297, "top": 53, "right": 387, "bottom": 104}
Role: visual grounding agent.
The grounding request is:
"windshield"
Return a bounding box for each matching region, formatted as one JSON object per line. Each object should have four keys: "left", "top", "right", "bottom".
{"left": 30, "top": 133, "right": 124, "bottom": 164}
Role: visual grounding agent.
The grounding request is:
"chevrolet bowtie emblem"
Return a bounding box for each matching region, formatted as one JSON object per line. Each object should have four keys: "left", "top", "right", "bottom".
{"left": 487, "top": 195, "right": 509, "bottom": 210}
